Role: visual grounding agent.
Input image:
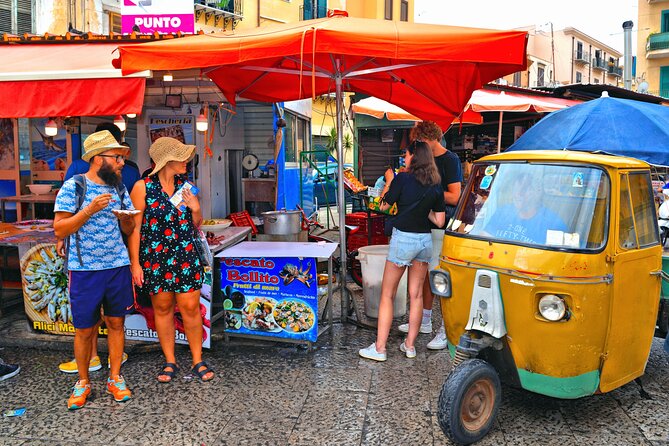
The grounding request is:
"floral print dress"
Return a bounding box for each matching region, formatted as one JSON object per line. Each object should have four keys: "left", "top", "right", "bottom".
{"left": 139, "top": 174, "right": 203, "bottom": 296}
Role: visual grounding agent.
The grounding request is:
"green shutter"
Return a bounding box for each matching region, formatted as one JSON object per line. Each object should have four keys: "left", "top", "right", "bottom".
{"left": 660, "top": 66, "right": 669, "bottom": 98}
{"left": 303, "top": 0, "right": 313, "bottom": 20}
{"left": 663, "top": 10, "right": 669, "bottom": 33}
{"left": 317, "top": 0, "right": 327, "bottom": 18}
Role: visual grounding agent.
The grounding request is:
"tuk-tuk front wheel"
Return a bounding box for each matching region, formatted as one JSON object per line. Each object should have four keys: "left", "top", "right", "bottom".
{"left": 437, "top": 359, "right": 501, "bottom": 445}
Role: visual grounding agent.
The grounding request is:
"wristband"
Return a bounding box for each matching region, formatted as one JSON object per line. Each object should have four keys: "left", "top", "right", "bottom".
{"left": 83, "top": 207, "right": 93, "bottom": 218}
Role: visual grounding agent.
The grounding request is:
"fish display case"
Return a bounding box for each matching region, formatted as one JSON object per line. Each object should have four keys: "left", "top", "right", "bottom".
{"left": 216, "top": 241, "right": 337, "bottom": 347}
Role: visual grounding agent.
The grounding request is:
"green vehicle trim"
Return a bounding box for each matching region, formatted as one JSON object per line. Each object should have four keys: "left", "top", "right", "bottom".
{"left": 517, "top": 368, "right": 600, "bottom": 399}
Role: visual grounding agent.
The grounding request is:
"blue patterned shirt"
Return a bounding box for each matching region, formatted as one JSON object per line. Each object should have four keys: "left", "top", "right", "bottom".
{"left": 54, "top": 176, "right": 134, "bottom": 271}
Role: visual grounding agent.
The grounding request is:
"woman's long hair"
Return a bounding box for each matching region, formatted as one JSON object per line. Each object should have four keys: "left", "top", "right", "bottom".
{"left": 406, "top": 141, "right": 440, "bottom": 186}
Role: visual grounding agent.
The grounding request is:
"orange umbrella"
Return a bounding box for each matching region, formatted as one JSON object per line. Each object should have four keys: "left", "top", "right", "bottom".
{"left": 116, "top": 12, "right": 526, "bottom": 129}
{"left": 115, "top": 11, "right": 527, "bottom": 298}
{"left": 352, "top": 96, "right": 484, "bottom": 124}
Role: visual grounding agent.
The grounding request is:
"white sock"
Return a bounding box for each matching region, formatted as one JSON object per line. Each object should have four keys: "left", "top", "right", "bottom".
{"left": 422, "top": 309, "right": 432, "bottom": 324}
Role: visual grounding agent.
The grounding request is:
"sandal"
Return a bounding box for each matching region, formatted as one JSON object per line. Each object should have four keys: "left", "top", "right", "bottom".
{"left": 157, "top": 363, "right": 179, "bottom": 383}
{"left": 191, "top": 361, "right": 214, "bottom": 382}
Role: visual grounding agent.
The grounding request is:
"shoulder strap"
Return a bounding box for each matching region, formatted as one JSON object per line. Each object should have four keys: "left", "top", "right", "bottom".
{"left": 73, "top": 174, "right": 86, "bottom": 211}
{"left": 68, "top": 174, "right": 87, "bottom": 267}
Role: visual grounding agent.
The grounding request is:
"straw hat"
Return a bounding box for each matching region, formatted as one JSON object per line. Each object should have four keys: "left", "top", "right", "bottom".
{"left": 81, "top": 130, "right": 126, "bottom": 162}
{"left": 148, "top": 137, "right": 196, "bottom": 176}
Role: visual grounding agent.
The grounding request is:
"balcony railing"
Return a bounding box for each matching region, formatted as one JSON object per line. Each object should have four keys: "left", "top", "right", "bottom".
{"left": 195, "top": 0, "right": 243, "bottom": 24}
{"left": 607, "top": 65, "right": 623, "bottom": 76}
{"left": 574, "top": 50, "right": 590, "bottom": 63}
{"left": 647, "top": 32, "right": 669, "bottom": 52}
{"left": 592, "top": 58, "right": 607, "bottom": 70}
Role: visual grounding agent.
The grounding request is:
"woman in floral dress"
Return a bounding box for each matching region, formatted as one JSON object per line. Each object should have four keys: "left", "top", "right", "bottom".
{"left": 128, "top": 137, "right": 214, "bottom": 383}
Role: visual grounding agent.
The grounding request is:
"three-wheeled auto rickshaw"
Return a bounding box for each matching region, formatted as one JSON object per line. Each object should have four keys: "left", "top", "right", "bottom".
{"left": 430, "top": 150, "right": 665, "bottom": 445}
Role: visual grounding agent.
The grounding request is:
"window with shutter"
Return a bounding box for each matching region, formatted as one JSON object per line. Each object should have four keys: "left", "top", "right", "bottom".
{"left": 400, "top": 0, "right": 408, "bottom": 21}
{"left": 385, "top": 0, "right": 393, "bottom": 20}
{"left": 303, "top": 0, "right": 313, "bottom": 20}
{"left": 0, "top": 0, "right": 12, "bottom": 33}
{"left": 109, "top": 11, "right": 121, "bottom": 33}
{"left": 16, "top": 0, "right": 32, "bottom": 34}
{"left": 316, "top": 0, "right": 327, "bottom": 18}
{"left": 660, "top": 66, "right": 669, "bottom": 98}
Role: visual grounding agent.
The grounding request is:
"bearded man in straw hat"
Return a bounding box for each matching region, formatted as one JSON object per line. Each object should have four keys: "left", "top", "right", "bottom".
{"left": 54, "top": 130, "right": 136, "bottom": 410}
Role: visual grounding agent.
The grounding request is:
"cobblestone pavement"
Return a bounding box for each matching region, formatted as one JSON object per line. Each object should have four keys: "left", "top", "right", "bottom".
{"left": 1, "top": 301, "right": 669, "bottom": 445}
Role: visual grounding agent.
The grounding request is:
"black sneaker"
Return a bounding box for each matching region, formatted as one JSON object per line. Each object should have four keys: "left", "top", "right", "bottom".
{"left": 0, "top": 360, "right": 20, "bottom": 382}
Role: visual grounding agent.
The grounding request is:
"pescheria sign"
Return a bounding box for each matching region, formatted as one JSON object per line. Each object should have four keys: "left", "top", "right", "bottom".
{"left": 121, "top": 0, "right": 195, "bottom": 34}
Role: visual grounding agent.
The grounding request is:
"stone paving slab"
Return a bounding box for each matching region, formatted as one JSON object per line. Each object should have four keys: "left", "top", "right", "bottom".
{"left": 1, "top": 301, "right": 669, "bottom": 445}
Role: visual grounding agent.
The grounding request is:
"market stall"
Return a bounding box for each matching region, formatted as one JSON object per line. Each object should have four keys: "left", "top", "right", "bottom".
{"left": 115, "top": 11, "right": 529, "bottom": 322}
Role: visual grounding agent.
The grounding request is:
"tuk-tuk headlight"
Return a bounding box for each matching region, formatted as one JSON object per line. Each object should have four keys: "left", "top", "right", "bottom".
{"left": 538, "top": 294, "right": 566, "bottom": 321}
{"left": 430, "top": 270, "right": 451, "bottom": 298}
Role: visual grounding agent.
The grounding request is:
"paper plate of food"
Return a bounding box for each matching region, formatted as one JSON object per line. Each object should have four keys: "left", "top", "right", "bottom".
{"left": 201, "top": 219, "right": 233, "bottom": 232}
{"left": 111, "top": 209, "right": 141, "bottom": 217}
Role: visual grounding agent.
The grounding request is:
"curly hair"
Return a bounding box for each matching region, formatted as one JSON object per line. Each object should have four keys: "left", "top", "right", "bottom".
{"left": 413, "top": 121, "right": 443, "bottom": 142}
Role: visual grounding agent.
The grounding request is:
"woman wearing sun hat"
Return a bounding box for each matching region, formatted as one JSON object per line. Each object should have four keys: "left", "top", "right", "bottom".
{"left": 127, "top": 137, "right": 214, "bottom": 383}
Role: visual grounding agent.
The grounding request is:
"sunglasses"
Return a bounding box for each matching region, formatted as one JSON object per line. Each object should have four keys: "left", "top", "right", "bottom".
{"left": 97, "top": 154, "right": 127, "bottom": 163}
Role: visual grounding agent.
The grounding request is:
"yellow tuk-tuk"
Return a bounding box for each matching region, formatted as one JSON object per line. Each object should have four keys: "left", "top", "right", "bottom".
{"left": 430, "top": 150, "right": 663, "bottom": 445}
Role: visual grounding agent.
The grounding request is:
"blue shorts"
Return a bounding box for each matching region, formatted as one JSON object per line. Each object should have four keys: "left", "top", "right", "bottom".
{"left": 387, "top": 228, "right": 432, "bottom": 267}
{"left": 68, "top": 266, "right": 134, "bottom": 329}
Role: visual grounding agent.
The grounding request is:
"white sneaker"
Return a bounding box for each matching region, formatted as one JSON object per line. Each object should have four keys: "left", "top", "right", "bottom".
{"left": 398, "top": 320, "right": 432, "bottom": 334}
{"left": 427, "top": 328, "right": 448, "bottom": 350}
{"left": 399, "top": 341, "right": 416, "bottom": 359}
{"left": 359, "top": 343, "right": 387, "bottom": 362}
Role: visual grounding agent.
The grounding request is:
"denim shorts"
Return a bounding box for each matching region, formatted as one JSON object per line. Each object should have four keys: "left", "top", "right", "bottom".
{"left": 387, "top": 228, "right": 433, "bottom": 267}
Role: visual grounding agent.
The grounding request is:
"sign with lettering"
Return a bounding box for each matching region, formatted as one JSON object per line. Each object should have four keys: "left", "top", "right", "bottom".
{"left": 219, "top": 256, "right": 318, "bottom": 342}
{"left": 121, "top": 0, "right": 195, "bottom": 34}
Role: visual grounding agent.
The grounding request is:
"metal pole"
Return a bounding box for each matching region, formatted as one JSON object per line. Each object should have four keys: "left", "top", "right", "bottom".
{"left": 496, "top": 111, "right": 504, "bottom": 153}
{"left": 335, "top": 71, "right": 349, "bottom": 320}
{"left": 623, "top": 20, "right": 634, "bottom": 90}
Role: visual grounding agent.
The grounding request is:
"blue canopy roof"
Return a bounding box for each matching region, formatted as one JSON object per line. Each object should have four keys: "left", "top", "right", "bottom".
{"left": 507, "top": 95, "right": 669, "bottom": 167}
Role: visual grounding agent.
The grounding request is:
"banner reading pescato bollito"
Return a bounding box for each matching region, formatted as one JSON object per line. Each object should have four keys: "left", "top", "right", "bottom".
{"left": 121, "top": 0, "right": 195, "bottom": 35}
{"left": 220, "top": 256, "right": 318, "bottom": 342}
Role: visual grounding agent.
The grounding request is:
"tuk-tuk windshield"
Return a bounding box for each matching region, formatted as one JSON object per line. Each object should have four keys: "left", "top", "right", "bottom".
{"left": 451, "top": 162, "right": 609, "bottom": 250}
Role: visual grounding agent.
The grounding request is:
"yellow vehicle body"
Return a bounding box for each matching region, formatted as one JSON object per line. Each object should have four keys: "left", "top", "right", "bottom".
{"left": 438, "top": 151, "right": 662, "bottom": 398}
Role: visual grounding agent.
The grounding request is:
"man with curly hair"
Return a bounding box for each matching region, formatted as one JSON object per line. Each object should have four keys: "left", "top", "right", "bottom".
{"left": 397, "top": 121, "right": 462, "bottom": 350}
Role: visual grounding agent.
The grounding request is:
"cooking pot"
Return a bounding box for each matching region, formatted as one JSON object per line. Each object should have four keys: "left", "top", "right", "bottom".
{"left": 262, "top": 210, "right": 302, "bottom": 235}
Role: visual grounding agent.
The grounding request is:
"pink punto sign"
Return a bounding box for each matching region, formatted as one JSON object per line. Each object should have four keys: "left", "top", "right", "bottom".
{"left": 121, "top": 0, "right": 195, "bottom": 34}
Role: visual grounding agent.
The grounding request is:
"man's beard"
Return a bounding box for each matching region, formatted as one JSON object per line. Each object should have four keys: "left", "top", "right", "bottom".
{"left": 97, "top": 159, "right": 122, "bottom": 186}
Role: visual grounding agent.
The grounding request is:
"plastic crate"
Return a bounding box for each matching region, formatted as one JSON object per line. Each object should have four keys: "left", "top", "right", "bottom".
{"left": 345, "top": 212, "right": 386, "bottom": 237}
{"left": 347, "top": 233, "right": 388, "bottom": 252}
{"left": 228, "top": 210, "right": 258, "bottom": 234}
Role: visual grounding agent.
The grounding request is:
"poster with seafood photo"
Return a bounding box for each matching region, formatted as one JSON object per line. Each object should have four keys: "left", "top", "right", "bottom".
{"left": 219, "top": 256, "right": 318, "bottom": 342}
{"left": 22, "top": 243, "right": 75, "bottom": 335}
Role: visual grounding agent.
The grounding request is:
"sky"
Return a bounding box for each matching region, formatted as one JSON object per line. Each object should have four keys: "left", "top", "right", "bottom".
{"left": 414, "top": 0, "right": 638, "bottom": 53}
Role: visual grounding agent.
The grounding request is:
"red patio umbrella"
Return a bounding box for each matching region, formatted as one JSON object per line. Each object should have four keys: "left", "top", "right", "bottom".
{"left": 352, "top": 96, "right": 484, "bottom": 124}
{"left": 115, "top": 11, "right": 527, "bottom": 308}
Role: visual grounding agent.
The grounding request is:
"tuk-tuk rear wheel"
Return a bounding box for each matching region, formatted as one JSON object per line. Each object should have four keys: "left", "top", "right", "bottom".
{"left": 437, "top": 359, "right": 501, "bottom": 445}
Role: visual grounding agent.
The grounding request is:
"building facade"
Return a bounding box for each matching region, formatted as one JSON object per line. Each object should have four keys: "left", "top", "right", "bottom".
{"left": 637, "top": 0, "right": 669, "bottom": 97}
{"left": 504, "top": 25, "right": 622, "bottom": 88}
